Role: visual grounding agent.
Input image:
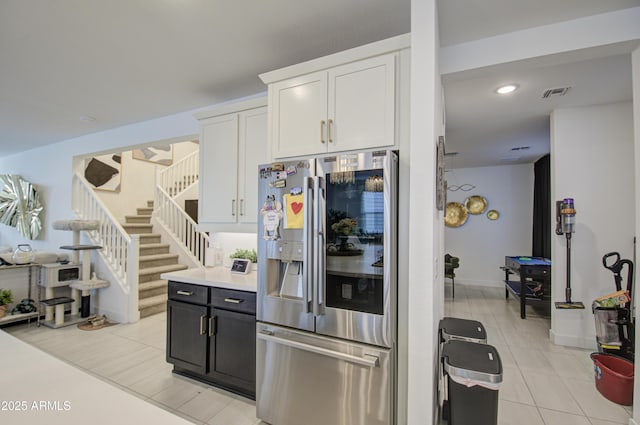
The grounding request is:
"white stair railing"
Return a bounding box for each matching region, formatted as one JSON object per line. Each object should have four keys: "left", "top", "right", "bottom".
{"left": 72, "top": 173, "right": 140, "bottom": 320}
{"left": 158, "top": 150, "right": 199, "bottom": 198}
{"left": 154, "top": 185, "right": 210, "bottom": 266}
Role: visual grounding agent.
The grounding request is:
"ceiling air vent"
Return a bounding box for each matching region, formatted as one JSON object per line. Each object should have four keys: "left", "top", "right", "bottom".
{"left": 542, "top": 87, "right": 570, "bottom": 99}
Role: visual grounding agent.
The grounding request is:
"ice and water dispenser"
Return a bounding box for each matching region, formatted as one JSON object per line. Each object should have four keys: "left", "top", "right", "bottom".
{"left": 263, "top": 239, "right": 306, "bottom": 300}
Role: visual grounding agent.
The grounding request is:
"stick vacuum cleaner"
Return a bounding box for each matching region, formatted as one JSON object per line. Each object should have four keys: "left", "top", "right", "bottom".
{"left": 555, "top": 198, "right": 585, "bottom": 309}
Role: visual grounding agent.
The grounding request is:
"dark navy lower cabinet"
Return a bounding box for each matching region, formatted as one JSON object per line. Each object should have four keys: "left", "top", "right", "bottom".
{"left": 166, "top": 280, "right": 256, "bottom": 399}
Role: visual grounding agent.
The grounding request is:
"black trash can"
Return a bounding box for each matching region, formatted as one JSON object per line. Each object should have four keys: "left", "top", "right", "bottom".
{"left": 441, "top": 340, "right": 503, "bottom": 425}
{"left": 438, "top": 317, "right": 488, "bottom": 420}
{"left": 439, "top": 317, "right": 487, "bottom": 345}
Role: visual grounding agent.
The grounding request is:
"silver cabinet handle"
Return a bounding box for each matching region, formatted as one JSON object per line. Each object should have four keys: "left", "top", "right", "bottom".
{"left": 232, "top": 199, "right": 236, "bottom": 216}
{"left": 320, "top": 120, "right": 326, "bottom": 144}
{"left": 327, "top": 119, "right": 333, "bottom": 143}
{"left": 224, "top": 298, "right": 243, "bottom": 304}
{"left": 208, "top": 316, "right": 216, "bottom": 337}
{"left": 240, "top": 199, "right": 244, "bottom": 216}
{"left": 199, "top": 315, "right": 206, "bottom": 336}
{"left": 257, "top": 331, "right": 379, "bottom": 367}
{"left": 176, "top": 290, "right": 193, "bottom": 296}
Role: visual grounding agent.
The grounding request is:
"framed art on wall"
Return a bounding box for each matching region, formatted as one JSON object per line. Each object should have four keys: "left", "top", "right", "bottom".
{"left": 84, "top": 153, "right": 122, "bottom": 192}
{"left": 132, "top": 145, "right": 173, "bottom": 166}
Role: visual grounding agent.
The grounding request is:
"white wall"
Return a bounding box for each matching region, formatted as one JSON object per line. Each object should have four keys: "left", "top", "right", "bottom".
{"left": 444, "top": 164, "right": 534, "bottom": 287}
{"left": 550, "top": 102, "right": 635, "bottom": 349}
{"left": 94, "top": 140, "right": 199, "bottom": 221}
{"left": 407, "top": 1, "right": 441, "bottom": 424}
{"left": 0, "top": 110, "right": 201, "bottom": 321}
{"left": 0, "top": 111, "right": 201, "bottom": 250}
{"left": 631, "top": 44, "right": 640, "bottom": 425}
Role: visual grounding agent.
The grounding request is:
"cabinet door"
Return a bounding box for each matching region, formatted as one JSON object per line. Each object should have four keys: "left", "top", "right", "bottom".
{"left": 327, "top": 53, "right": 396, "bottom": 152}
{"left": 208, "top": 308, "right": 256, "bottom": 392}
{"left": 237, "top": 107, "right": 267, "bottom": 224}
{"left": 199, "top": 114, "right": 239, "bottom": 223}
{"left": 166, "top": 301, "right": 208, "bottom": 374}
{"left": 271, "top": 71, "right": 328, "bottom": 158}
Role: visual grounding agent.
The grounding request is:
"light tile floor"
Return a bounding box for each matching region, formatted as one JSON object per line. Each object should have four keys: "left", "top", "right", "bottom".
{"left": 5, "top": 312, "right": 263, "bottom": 425}
{"left": 4, "top": 284, "right": 634, "bottom": 424}
{"left": 445, "top": 284, "right": 634, "bottom": 425}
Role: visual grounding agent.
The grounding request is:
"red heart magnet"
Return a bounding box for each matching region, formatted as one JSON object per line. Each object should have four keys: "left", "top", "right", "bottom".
{"left": 291, "top": 202, "right": 303, "bottom": 215}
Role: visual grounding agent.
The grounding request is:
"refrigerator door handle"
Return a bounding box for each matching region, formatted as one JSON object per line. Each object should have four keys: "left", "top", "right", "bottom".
{"left": 257, "top": 330, "right": 379, "bottom": 368}
{"left": 302, "top": 177, "right": 313, "bottom": 313}
{"left": 313, "top": 176, "right": 325, "bottom": 315}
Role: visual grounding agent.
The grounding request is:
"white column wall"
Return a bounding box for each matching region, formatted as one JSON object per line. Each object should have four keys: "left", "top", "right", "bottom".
{"left": 631, "top": 45, "right": 640, "bottom": 425}
{"left": 408, "top": 0, "right": 441, "bottom": 424}
{"left": 550, "top": 102, "right": 635, "bottom": 349}
{"left": 444, "top": 164, "right": 535, "bottom": 287}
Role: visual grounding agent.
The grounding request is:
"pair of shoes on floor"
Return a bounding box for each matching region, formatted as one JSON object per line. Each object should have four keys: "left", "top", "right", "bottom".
{"left": 86, "top": 314, "right": 107, "bottom": 327}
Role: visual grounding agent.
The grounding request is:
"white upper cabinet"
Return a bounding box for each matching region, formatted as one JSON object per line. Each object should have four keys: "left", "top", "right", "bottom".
{"left": 196, "top": 99, "right": 267, "bottom": 227}
{"left": 271, "top": 71, "right": 328, "bottom": 157}
{"left": 328, "top": 54, "right": 395, "bottom": 152}
{"left": 267, "top": 52, "right": 397, "bottom": 159}
{"left": 200, "top": 113, "right": 239, "bottom": 224}
{"left": 237, "top": 107, "right": 268, "bottom": 224}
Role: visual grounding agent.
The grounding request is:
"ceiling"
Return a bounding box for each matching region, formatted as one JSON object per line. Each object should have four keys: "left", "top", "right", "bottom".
{"left": 1, "top": 0, "right": 638, "bottom": 165}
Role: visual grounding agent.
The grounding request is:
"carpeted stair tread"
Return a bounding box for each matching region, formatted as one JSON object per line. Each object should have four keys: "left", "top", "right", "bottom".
{"left": 123, "top": 223, "right": 153, "bottom": 229}
{"left": 139, "top": 243, "right": 171, "bottom": 255}
{"left": 139, "top": 279, "right": 168, "bottom": 292}
{"left": 139, "top": 253, "right": 180, "bottom": 262}
{"left": 138, "top": 294, "right": 168, "bottom": 309}
{"left": 138, "top": 263, "right": 188, "bottom": 276}
{"left": 138, "top": 253, "right": 181, "bottom": 269}
{"left": 122, "top": 223, "right": 153, "bottom": 234}
{"left": 125, "top": 214, "right": 152, "bottom": 222}
{"left": 138, "top": 233, "right": 162, "bottom": 242}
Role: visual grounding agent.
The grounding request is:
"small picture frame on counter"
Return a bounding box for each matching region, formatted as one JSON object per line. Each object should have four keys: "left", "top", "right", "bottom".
{"left": 230, "top": 259, "right": 251, "bottom": 274}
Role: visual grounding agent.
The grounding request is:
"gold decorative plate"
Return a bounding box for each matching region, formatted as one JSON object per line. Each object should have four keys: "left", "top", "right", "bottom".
{"left": 445, "top": 202, "right": 468, "bottom": 228}
{"left": 487, "top": 210, "right": 499, "bottom": 220}
{"left": 465, "top": 195, "right": 488, "bottom": 215}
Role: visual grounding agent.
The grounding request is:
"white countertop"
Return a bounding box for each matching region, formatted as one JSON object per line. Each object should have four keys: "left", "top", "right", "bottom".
{"left": 161, "top": 267, "right": 257, "bottom": 293}
{"left": 0, "top": 330, "right": 191, "bottom": 425}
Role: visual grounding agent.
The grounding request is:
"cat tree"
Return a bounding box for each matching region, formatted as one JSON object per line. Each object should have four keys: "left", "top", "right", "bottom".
{"left": 41, "top": 220, "right": 109, "bottom": 328}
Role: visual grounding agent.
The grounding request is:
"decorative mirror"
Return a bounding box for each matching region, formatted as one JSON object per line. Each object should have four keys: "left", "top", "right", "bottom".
{"left": 0, "top": 175, "right": 43, "bottom": 239}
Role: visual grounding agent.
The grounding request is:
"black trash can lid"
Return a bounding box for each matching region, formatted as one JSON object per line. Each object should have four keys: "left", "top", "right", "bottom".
{"left": 439, "top": 317, "right": 487, "bottom": 343}
{"left": 442, "top": 340, "right": 502, "bottom": 385}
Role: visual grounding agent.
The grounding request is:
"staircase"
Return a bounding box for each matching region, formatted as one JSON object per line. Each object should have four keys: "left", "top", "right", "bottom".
{"left": 123, "top": 200, "right": 187, "bottom": 318}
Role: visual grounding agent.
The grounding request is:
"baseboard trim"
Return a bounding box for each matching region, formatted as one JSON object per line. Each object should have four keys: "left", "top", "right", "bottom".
{"left": 96, "top": 306, "right": 128, "bottom": 324}
{"left": 549, "top": 329, "right": 597, "bottom": 350}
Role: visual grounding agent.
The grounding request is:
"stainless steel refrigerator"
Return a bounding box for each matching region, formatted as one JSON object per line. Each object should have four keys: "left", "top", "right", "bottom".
{"left": 256, "top": 150, "right": 397, "bottom": 425}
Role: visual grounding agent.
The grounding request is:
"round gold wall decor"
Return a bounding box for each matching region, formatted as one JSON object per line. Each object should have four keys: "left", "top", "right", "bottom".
{"left": 464, "top": 195, "right": 488, "bottom": 215}
{"left": 445, "top": 202, "right": 468, "bottom": 228}
{"left": 487, "top": 210, "right": 499, "bottom": 220}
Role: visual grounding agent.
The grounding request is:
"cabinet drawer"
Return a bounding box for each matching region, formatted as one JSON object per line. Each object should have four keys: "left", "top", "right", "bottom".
{"left": 211, "top": 288, "right": 256, "bottom": 314}
{"left": 168, "top": 281, "right": 209, "bottom": 305}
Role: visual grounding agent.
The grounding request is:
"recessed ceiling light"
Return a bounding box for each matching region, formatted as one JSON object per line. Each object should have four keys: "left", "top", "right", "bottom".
{"left": 79, "top": 115, "right": 96, "bottom": 122}
{"left": 496, "top": 84, "right": 518, "bottom": 95}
